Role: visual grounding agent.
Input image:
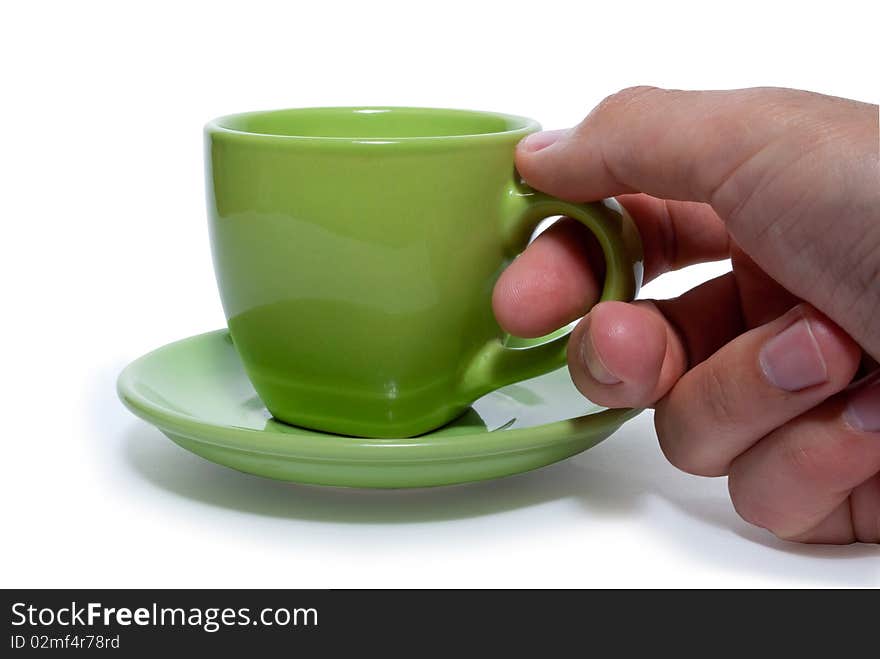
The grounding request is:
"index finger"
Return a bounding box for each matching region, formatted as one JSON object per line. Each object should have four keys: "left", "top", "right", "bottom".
{"left": 516, "top": 86, "right": 836, "bottom": 213}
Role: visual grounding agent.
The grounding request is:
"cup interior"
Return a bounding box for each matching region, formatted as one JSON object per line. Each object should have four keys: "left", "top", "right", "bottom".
{"left": 212, "top": 107, "right": 536, "bottom": 140}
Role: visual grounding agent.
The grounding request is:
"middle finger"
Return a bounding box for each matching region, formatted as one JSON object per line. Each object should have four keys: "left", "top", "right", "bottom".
{"left": 655, "top": 303, "right": 861, "bottom": 477}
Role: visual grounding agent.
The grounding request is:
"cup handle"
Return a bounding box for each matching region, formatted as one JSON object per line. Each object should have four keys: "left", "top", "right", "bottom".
{"left": 460, "top": 187, "right": 643, "bottom": 398}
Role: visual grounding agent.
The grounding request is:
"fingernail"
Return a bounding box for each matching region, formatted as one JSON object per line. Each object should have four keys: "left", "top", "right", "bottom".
{"left": 580, "top": 323, "right": 621, "bottom": 385}
{"left": 844, "top": 372, "right": 880, "bottom": 432}
{"left": 520, "top": 128, "right": 568, "bottom": 153}
{"left": 759, "top": 317, "right": 828, "bottom": 392}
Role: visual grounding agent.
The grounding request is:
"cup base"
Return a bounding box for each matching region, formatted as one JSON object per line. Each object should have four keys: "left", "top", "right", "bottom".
{"left": 252, "top": 376, "right": 471, "bottom": 439}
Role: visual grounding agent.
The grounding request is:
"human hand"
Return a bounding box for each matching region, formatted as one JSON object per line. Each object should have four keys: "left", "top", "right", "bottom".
{"left": 493, "top": 86, "right": 880, "bottom": 543}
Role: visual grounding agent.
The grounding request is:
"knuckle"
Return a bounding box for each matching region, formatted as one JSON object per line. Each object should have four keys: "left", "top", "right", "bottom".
{"left": 777, "top": 427, "right": 856, "bottom": 489}
{"left": 580, "top": 86, "right": 662, "bottom": 130}
{"left": 653, "top": 408, "right": 680, "bottom": 465}
{"left": 607, "top": 85, "right": 662, "bottom": 106}
{"left": 728, "top": 435, "right": 859, "bottom": 541}
{"left": 654, "top": 403, "right": 726, "bottom": 477}
{"left": 779, "top": 434, "right": 826, "bottom": 485}
{"left": 654, "top": 363, "right": 748, "bottom": 477}
{"left": 727, "top": 464, "right": 757, "bottom": 523}
{"left": 699, "top": 364, "right": 741, "bottom": 428}
{"left": 727, "top": 462, "right": 782, "bottom": 533}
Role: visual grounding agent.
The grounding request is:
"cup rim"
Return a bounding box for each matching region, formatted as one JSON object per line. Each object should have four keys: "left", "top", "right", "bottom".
{"left": 205, "top": 106, "right": 541, "bottom": 147}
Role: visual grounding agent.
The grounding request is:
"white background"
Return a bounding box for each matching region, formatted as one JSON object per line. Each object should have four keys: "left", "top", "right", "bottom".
{"left": 2, "top": 0, "right": 877, "bottom": 588}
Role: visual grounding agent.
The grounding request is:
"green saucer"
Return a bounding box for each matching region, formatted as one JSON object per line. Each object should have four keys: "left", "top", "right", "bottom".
{"left": 117, "top": 331, "right": 640, "bottom": 488}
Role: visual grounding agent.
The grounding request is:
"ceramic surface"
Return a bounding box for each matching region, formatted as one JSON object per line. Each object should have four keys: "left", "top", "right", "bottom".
{"left": 117, "top": 331, "right": 642, "bottom": 488}
{"left": 205, "top": 107, "right": 643, "bottom": 437}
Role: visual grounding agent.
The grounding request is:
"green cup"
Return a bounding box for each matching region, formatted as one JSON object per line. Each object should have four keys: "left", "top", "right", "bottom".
{"left": 205, "top": 107, "right": 643, "bottom": 438}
